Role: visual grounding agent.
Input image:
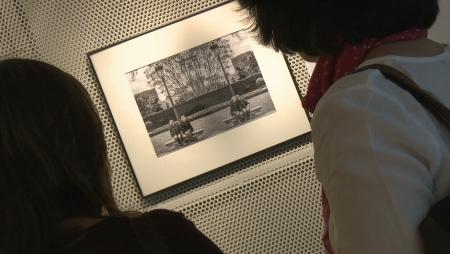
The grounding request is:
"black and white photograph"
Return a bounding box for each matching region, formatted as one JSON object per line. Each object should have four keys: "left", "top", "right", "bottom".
{"left": 89, "top": 2, "right": 310, "bottom": 196}
{"left": 127, "top": 30, "right": 276, "bottom": 157}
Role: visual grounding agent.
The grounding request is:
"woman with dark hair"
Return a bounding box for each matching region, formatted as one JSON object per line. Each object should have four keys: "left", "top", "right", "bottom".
{"left": 0, "top": 59, "right": 223, "bottom": 254}
{"left": 238, "top": 0, "right": 449, "bottom": 253}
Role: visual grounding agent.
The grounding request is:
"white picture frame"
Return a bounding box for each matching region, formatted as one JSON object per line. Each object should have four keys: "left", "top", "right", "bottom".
{"left": 89, "top": 1, "right": 311, "bottom": 196}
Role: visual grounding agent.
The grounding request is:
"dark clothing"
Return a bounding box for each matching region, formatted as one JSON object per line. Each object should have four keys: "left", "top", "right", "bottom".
{"left": 230, "top": 100, "right": 241, "bottom": 115}
{"left": 169, "top": 122, "right": 182, "bottom": 137}
{"left": 238, "top": 98, "right": 249, "bottom": 110}
{"left": 230, "top": 98, "right": 249, "bottom": 115}
{"left": 180, "top": 121, "right": 193, "bottom": 134}
{"left": 56, "top": 209, "right": 223, "bottom": 254}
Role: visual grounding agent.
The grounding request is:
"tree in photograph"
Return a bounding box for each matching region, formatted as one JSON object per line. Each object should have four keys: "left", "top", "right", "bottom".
{"left": 128, "top": 70, "right": 164, "bottom": 116}
{"left": 231, "top": 51, "right": 259, "bottom": 80}
{"left": 153, "top": 64, "right": 181, "bottom": 122}
{"left": 210, "top": 41, "right": 235, "bottom": 97}
{"left": 145, "top": 36, "right": 235, "bottom": 106}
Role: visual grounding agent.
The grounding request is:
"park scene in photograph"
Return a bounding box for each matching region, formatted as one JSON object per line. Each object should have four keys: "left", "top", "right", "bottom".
{"left": 126, "top": 30, "right": 276, "bottom": 157}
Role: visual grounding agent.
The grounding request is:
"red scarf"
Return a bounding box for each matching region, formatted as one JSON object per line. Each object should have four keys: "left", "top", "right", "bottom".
{"left": 303, "top": 28, "right": 428, "bottom": 254}
{"left": 302, "top": 28, "right": 428, "bottom": 113}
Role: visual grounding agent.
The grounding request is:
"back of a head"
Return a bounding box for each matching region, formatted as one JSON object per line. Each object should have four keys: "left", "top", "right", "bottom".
{"left": 0, "top": 59, "right": 118, "bottom": 254}
{"left": 238, "top": 0, "right": 439, "bottom": 56}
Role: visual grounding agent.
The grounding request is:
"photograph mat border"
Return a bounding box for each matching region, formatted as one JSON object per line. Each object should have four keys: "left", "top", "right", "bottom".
{"left": 89, "top": 2, "right": 311, "bottom": 196}
{"left": 125, "top": 29, "right": 250, "bottom": 75}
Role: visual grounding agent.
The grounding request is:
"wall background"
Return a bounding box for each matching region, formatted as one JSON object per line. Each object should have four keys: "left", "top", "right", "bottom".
{"left": 430, "top": 0, "right": 450, "bottom": 43}
{"left": 1, "top": 1, "right": 448, "bottom": 253}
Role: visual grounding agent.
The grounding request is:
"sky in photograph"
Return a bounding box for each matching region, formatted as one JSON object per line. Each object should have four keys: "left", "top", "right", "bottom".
{"left": 127, "top": 30, "right": 253, "bottom": 100}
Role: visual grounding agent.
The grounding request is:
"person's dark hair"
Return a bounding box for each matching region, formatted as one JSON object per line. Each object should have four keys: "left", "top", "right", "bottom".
{"left": 238, "top": 0, "right": 439, "bottom": 56}
{"left": 0, "top": 59, "right": 118, "bottom": 254}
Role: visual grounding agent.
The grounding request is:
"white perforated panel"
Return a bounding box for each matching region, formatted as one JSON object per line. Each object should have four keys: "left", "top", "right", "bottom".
{"left": 286, "top": 55, "right": 310, "bottom": 97}
{"left": 176, "top": 148, "right": 322, "bottom": 254}
{"left": 1, "top": 1, "right": 323, "bottom": 253}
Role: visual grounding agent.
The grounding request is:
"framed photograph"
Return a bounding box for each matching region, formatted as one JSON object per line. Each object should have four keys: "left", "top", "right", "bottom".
{"left": 89, "top": 1, "right": 311, "bottom": 196}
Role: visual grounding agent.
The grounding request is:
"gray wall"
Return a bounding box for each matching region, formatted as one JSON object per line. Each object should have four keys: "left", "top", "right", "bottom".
{"left": 430, "top": 0, "right": 450, "bottom": 43}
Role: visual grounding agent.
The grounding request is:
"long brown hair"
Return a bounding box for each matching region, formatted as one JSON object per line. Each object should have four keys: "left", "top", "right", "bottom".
{"left": 0, "top": 59, "right": 119, "bottom": 254}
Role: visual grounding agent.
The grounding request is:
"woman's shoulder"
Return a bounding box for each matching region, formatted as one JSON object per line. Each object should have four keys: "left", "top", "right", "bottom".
{"left": 311, "top": 64, "right": 448, "bottom": 183}
{"left": 132, "top": 209, "right": 223, "bottom": 253}
{"left": 130, "top": 209, "right": 193, "bottom": 234}
{"left": 313, "top": 69, "right": 399, "bottom": 125}
{"left": 56, "top": 215, "right": 141, "bottom": 253}
{"left": 131, "top": 209, "right": 183, "bottom": 219}
{"left": 312, "top": 62, "right": 444, "bottom": 127}
{"left": 316, "top": 47, "right": 450, "bottom": 119}
{"left": 311, "top": 66, "right": 444, "bottom": 164}
{"left": 57, "top": 209, "right": 222, "bottom": 253}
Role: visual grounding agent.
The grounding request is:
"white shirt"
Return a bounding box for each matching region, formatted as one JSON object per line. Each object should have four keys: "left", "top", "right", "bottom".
{"left": 312, "top": 46, "right": 450, "bottom": 254}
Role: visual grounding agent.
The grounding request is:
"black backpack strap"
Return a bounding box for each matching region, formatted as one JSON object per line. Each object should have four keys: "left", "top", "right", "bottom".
{"left": 129, "top": 213, "right": 170, "bottom": 254}
{"left": 356, "top": 64, "right": 450, "bottom": 129}
{"left": 356, "top": 64, "right": 450, "bottom": 254}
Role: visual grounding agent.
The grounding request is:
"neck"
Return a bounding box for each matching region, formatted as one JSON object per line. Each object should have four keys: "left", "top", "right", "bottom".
{"left": 364, "top": 38, "right": 445, "bottom": 61}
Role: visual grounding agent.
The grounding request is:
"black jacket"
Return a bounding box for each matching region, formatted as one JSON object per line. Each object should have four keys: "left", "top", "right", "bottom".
{"left": 56, "top": 209, "right": 223, "bottom": 254}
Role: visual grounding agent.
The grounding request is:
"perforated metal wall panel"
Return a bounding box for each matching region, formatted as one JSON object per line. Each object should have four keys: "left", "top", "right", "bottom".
{"left": 1, "top": 1, "right": 323, "bottom": 253}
